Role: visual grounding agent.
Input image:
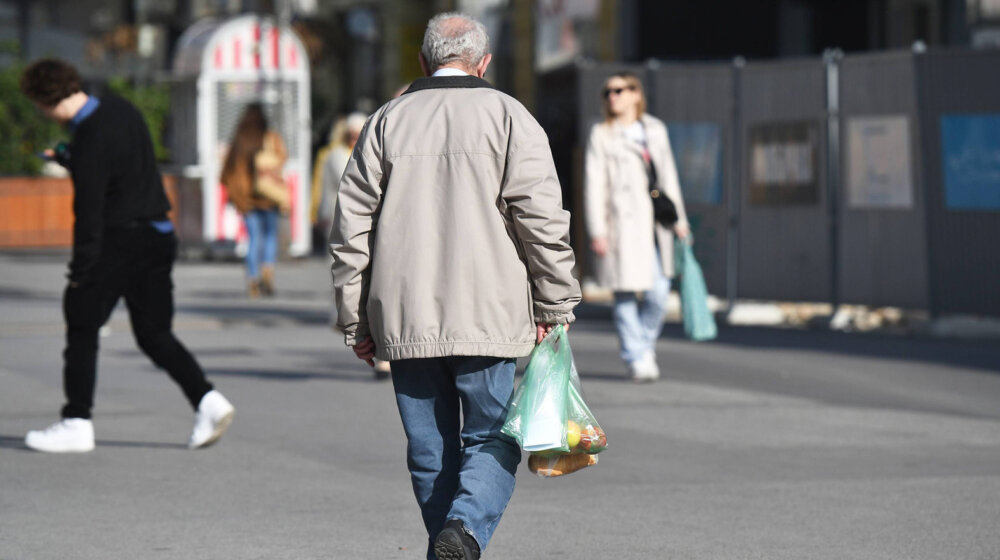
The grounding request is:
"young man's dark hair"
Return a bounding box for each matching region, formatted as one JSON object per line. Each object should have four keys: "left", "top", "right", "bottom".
{"left": 20, "top": 58, "right": 235, "bottom": 454}
{"left": 19, "top": 58, "right": 82, "bottom": 107}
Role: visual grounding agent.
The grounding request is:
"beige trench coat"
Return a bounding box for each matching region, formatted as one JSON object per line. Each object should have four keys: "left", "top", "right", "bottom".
{"left": 584, "top": 114, "right": 689, "bottom": 291}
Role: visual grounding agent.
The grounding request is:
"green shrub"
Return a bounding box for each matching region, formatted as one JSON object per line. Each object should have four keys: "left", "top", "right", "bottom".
{"left": 108, "top": 77, "right": 171, "bottom": 161}
{"left": 0, "top": 46, "right": 64, "bottom": 176}
{"left": 0, "top": 42, "right": 170, "bottom": 174}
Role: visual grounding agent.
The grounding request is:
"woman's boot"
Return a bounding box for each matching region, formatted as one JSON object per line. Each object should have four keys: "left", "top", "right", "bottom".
{"left": 248, "top": 279, "right": 261, "bottom": 299}
{"left": 260, "top": 266, "right": 276, "bottom": 297}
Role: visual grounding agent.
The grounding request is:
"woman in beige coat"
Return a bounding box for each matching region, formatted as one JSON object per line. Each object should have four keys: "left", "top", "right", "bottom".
{"left": 584, "top": 71, "right": 691, "bottom": 381}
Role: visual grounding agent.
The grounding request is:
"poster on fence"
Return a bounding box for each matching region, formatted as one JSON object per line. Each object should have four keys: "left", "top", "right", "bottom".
{"left": 667, "top": 122, "right": 724, "bottom": 205}
{"left": 748, "top": 121, "right": 819, "bottom": 205}
{"left": 940, "top": 114, "right": 1000, "bottom": 211}
{"left": 846, "top": 115, "right": 913, "bottom": 209}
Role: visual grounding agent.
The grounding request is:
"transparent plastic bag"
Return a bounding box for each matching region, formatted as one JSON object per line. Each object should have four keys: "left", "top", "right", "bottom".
{"left": 501, "top": 325, "right": 607, "bottom": 477}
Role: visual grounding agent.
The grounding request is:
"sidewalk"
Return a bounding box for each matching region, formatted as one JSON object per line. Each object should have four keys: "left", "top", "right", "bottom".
{"left": 582, "top": 280, "right": 1000, "bottom": 340}
{"left": 2, "top": 251, "right": 1000, "bottom": 559}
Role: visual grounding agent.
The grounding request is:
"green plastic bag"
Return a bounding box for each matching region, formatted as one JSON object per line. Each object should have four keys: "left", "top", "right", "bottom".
{"left": 502, "top": 325, "right": 607, "bottom": 467}
{"left": 674, "top": 238, "right": 718, "bottom": 342}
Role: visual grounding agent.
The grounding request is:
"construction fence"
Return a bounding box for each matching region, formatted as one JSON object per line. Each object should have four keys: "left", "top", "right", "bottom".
{"left": 576, "top": 48, "right": 1000, "bottom": 318}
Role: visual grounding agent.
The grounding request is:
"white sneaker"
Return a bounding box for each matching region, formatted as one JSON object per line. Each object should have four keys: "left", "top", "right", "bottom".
{"left": 25, "top": 418, "right": 95, "bottom": 453}
{"left": 188, "top": 390, "right": 235, "bottom": 449}
{"left": 629, "top": 352, "right": 660, "bottom": 382}
{"left": 643, "top": 352, "right": 661, "bottom": 380}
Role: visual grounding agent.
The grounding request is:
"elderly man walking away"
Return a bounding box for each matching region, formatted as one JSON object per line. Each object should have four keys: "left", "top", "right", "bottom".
{"left": 19, "top": 59, "right": 234, "bottom": 453}
{"left": 330, "top": 12, "right": 581, "bottom": 560}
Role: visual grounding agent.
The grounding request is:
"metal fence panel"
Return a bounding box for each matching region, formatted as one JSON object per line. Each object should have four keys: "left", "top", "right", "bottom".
{"left": 917, "top": 49, "right": 1000, "bottom": 316}
{"left": 169, "top": 80, "right": 199, "bottom": 165}
{"left": 652, "top": 63, "right": 734, "bottom": 296}
{"left": 738, "top": 59, "right": 831, "bottom": 302}
{"left": 838, "top": 51, "right": 929, "bottom": 309}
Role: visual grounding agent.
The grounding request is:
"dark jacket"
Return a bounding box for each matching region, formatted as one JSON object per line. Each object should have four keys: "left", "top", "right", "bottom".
{"left": 67, "top": 94, "right": 170, "bottom": 283}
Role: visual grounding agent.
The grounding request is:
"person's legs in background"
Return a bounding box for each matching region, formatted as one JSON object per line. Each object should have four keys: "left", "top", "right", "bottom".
{"left": 372, "top": 359, "right": 392, "bottom": 380}
{"left": 243, "top": 210, "right": 262, "bottom": 298}
{"left": 613, "top": 291, "right": 655, "bottom": 380}
{"left": 636, "top": 247, "right": 671, "bottom": 378}
{"left": 259, "top": 208, "right": 279, "bottom": 297}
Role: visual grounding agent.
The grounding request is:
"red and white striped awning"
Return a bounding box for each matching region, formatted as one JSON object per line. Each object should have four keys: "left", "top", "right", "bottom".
{"left": 211, "top": 21, "right": 300, "bottom": 70}
{"left": 172, "top": 15, "right": 307, "bottom": 77}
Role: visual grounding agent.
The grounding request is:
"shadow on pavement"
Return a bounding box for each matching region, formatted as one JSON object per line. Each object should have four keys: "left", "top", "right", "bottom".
{"left": 187, "top": 289, "right": 327, "bottom": 302}
{"left": 0, "top": 286, "right": 62, "bottom": 302}
{"left": 0, "top": 434, "right": 188, "bottom": 451}
{"left": 572, "top": 302, "right": 1000, "bottom": 375}
{"left": 675, "top": 323, "right": 1000, "bottom": 374}
{"left": 177, "top": 303, "right": 330, "bottom": 327}
{"left": 96, "top": 440, "right": 188, "bottom": 450}
{"left": 206, "top": 366, "right": 389, "bottom": 384}
{"left": 0, "top": 435, "right": 27, "bottom": 450}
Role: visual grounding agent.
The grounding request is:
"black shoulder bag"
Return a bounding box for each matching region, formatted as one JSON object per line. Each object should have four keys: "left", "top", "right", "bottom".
{"left": 642, "top": 146, "right": 678, "bottom": 227}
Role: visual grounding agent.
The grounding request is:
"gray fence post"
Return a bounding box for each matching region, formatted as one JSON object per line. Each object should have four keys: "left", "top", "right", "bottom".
{"left": 911, "top": 42, "right": 938, "bottom": 319}
{"left": 824, "top": 49, "right": 843, "bottom": 314}
{"left": 727, "top": 56, "right": 745, "bottom": 312}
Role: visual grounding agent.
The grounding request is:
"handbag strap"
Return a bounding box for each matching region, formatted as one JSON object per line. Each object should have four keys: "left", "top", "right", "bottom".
{"left": 631, "top": 122, "right": 658, "bottom": 192}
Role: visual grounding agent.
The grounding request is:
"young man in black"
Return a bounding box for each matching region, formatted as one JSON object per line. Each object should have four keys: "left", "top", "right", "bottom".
{"left": 20, "top": 58, "right": 234, "bottom": 452}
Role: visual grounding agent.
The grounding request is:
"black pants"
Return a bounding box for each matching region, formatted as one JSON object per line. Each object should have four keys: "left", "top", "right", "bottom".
{"left": 61, "top": 225, "right": 212, "bottom": 419}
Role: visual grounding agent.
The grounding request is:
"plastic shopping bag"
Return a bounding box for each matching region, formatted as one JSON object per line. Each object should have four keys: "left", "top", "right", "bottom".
{"left": 675, "top": 238, "right": 718, "bottom": 342}
{"left": 502, "top": 325, "right": 607, "bottom": 477}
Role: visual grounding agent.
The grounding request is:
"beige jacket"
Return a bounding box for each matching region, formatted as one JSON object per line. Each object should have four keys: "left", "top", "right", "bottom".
{"left": 330, "top": 75, "right": 581, "bottom": 361}
{"left": 584, "top": 114, "right": 689, "bottom": 290}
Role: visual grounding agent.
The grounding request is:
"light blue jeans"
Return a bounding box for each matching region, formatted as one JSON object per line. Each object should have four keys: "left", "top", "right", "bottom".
{"left": 613, "top": 248, "right": 671, "bottom": 364}
{"left": 391, "top": 356, "right": 521, "bottom": 560}
{"left": 243, "top": 209, "right": 278, "bottom": 279}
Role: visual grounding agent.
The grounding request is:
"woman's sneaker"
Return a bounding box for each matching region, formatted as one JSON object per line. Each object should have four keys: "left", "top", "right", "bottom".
{"left": 25, "top": 418, "right": 95, "bottom": 453}
{"left": 629, "top": 352, "right": 660, "bottom": 383}
{"left": 188, "top": 390, "right": 235, "bottom": 449}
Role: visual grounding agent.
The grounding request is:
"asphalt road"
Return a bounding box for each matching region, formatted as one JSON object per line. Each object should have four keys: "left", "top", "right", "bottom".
{"left": 2, "top": 251, "right": 999, "bottom": 560}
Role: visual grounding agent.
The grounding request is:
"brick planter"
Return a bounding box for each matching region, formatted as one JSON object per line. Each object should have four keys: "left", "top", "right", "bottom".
{"left": 0, "top": 177, "right": 73, "bottom": 248}
{"left": 0, "top": 175, "right": 178, "bottom": 248}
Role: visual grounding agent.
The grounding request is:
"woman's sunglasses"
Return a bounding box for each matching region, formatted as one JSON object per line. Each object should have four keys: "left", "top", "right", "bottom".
{"left": 603, "top": 85, "right": 636, "bottom": 98}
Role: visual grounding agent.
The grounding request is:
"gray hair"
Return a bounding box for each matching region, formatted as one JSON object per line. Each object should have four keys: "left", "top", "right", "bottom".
{"left": 421, "top": 12, "right": 490, "bottom": 71}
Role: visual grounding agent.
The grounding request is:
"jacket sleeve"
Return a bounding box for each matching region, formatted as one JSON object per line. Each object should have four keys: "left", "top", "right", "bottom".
{"left": 67, "top": 131, "right": 109, "bottom": 284}
{"left": 583, "top": 124, "right": 609, "bottom": 240}
{"left": 656, "top": 123, "right": 690, "bottom": 227}
{"left": 501, "top": 117, "right": 582, "bottom": 325}
{"left": 329, "top": 116, "right": 382, "bottom": 346}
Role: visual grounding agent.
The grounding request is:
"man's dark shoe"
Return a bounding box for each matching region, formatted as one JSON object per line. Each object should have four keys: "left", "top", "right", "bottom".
{"left": 434, "top": 519, "right": 480, "bottom": 560}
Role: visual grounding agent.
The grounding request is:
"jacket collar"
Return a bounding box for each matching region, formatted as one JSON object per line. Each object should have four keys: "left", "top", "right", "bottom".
{"left": 402, "top": 75, "right": 497, "bottom": 95}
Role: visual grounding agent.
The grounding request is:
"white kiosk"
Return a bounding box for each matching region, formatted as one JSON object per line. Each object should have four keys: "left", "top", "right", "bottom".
{"left": 171, "top": 15, "right": 311, "bottom": 256}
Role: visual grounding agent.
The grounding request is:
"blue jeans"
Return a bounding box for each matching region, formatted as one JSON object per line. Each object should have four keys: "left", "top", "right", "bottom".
{"left": 613, "top": 248, "right": 671, "bottom": 364}
{"left": 243, "top": 209, "right": 278, "bottom": 279}
{"left": 391, "top": 356, "right": 521, "bottom": 559}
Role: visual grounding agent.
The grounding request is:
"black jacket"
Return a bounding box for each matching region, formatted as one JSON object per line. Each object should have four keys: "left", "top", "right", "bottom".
{"left": 67, "top": 94, "right": 171, "bottom": 282}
